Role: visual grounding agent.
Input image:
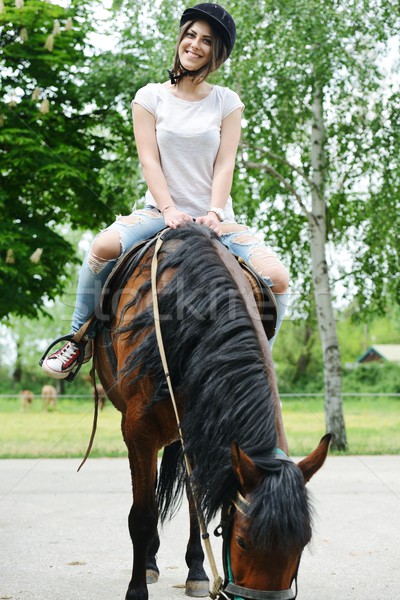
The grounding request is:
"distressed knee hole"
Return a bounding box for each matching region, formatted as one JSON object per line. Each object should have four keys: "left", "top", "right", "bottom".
{"left": 232, "top": 233, "right": 259, "bottom": 245}
{"left": 91, "top": 230, "right": 121, "bottom": 264}
{"left": 249, "top": 248, "right": 290, "bottom": 294}
{"left": 117, "top": 214, "right": 143, "bottom": 225}
{"left": 117, "top": 208, "right": 159, "bottom": 225}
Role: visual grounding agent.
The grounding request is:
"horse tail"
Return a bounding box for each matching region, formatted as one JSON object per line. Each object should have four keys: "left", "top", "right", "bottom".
{"left": 156, "top": 440, "right": 186, "bottom": 523}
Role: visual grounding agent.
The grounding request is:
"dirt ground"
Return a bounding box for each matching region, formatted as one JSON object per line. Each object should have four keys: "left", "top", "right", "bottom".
{"left": 0, "top": 455, "right": 399, "bottom": 600}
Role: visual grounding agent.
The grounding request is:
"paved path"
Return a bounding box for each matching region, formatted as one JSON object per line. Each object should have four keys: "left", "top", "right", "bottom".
{"left": 0, "top": 456, "right": 399, "bottom": 600}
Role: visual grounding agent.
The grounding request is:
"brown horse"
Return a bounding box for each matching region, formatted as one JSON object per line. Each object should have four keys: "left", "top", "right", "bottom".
{"left": 94, "top": 224, "right": 331, "bottom": 600}
{"left": 41, "top": 384, "right": 57, "bottom": 411}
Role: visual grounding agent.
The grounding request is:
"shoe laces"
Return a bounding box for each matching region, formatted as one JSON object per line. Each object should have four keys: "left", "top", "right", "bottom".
{"left": 54, "top": 341, "right": 80, "bottom": 365}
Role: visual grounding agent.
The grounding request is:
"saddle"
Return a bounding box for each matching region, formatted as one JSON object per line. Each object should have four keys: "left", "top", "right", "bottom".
{"left": 100, "top": 231, "right": 277, "bottom": 341}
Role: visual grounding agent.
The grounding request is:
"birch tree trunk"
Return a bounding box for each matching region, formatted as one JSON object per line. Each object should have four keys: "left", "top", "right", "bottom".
{"left": 310, "top": 81, "right": 347, "bottom": 450}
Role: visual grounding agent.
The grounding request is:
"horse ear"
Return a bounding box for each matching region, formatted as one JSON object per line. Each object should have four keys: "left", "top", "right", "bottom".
{"left": 231, "top": 442, "right": 263, "bottom": 493}
{"left": 297, "top": 434, "right": 332, "bottom": 483}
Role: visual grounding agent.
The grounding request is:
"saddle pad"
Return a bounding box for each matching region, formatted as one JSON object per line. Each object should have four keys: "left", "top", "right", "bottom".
{"left": 236, "top": 256, "right": 277, "bottom": 340}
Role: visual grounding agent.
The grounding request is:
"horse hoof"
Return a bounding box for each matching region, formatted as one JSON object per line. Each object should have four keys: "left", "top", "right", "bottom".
{"left": 146, "top": 569, "right": 159, "bottom": 584}
{"left": 185, "top": 580, "right": 210, "bottom": 597}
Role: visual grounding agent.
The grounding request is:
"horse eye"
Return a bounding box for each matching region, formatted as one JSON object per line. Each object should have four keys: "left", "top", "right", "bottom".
{"left": 236, "top": 536, "right": 248, "bottom": 551}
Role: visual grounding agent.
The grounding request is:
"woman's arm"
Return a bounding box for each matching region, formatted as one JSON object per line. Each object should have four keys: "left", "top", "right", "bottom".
{"left": 211, "top": 107, "right": 242, "bottom": 209}
{"left": 133, "top": 103, "right": 192, "bottom": 228}
{"left": 196, "top": 107, "right": 242, "bottom": 231}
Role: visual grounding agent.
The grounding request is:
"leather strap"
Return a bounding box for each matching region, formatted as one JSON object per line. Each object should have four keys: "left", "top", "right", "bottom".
{"left": 225, "top": 582, "right": 295, "bottom": 600}
{"left": 232, "top": 492, "right": 250, "bottom": 515}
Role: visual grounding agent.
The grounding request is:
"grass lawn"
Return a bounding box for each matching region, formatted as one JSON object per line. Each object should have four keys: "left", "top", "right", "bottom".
{"left": 0, "top": 398, "right": 126, "bottom": 459}
{"left": 281, "top": 395, "right": 400, "bottom": 455}
{"left": 0, "top": 395, "right": 399, "bottom": 459}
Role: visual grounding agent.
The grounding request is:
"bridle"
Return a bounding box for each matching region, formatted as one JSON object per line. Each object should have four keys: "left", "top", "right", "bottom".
{"left": 215, "top": 490, "right": 301, "bottom": 600}
{"left": 151, "top": 233, "right": 301, "bottom": 600}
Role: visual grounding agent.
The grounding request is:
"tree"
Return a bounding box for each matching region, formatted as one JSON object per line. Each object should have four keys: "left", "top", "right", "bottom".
{"left": 13, "top": 0, "right": 396, "bottom": 446}
{"left": 94, "top": 0, "right": 400, "bottom": 448}
{"left": 0, "top": 0, "right": 128, "bottom": 320}
{"left": 0, "top": 227, "right": 91, "bottom": 394}
{"left": 207, "top": 0, "right": 400, "bottom": 449}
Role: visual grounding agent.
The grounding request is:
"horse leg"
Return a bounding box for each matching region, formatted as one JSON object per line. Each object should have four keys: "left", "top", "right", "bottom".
{"left": 185, "top": 485, "right": 210, "bottom": 597}
{"left": 146, "top": 527, "right": 160, "bottom": 584}
{"left": 125, "top": 439, "right": 159, "bottom": 600}
{"left": 145, "top": 475, "right": 160, "bottom": 583}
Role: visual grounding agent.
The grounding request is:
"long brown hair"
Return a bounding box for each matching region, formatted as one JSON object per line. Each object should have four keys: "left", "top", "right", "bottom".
{"left": 171, "top": 20, "right": 227, "bottom": 84}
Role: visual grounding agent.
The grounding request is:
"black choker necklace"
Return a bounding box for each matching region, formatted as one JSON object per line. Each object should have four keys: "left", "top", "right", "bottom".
{"left": 167, "top": 70, "right": 182, "bottom": 85}
{"left": 167, "top": 67, "right": 200, "bottom": 85}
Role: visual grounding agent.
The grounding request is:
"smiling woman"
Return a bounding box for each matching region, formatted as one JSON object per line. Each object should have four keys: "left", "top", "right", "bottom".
{"left": 169, "top": 17, "right": 226, "bottom": 87}
{"left": 41, "top": 2, "right": 289, "bottom": 381}
{"left": 179, "top": 22, "right": 213, "bottom": 72}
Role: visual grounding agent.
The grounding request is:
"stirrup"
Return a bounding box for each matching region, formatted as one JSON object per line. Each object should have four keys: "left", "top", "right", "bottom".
{"left": 38, "top": 334, "right": 87, "bottom": 382}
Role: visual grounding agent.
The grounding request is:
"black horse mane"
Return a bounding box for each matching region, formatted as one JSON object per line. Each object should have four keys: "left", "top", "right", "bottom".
{"left": 118, "top": 224, "right": 311, "bottom": 553}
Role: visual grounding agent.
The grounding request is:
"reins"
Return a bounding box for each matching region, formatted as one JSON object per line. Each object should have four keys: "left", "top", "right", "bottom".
{"left": 151, "top": 234, "right": 224, "bottom": 599}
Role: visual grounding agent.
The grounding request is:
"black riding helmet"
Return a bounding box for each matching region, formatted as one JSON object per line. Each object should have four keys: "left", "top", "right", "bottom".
{"left": 180, "top": 3, "right": 236, "bottom": 58}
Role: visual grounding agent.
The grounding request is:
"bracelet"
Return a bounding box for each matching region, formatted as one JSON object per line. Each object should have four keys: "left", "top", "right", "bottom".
{"left": 161, "top": 205, "right": 175, "bottom": 215}
{"left": 207, "top": 207, "right": 225, "bottom": 222}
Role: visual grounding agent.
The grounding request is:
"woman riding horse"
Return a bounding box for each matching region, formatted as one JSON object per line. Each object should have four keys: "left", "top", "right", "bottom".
{"left": 42, "top": 3, "right": 289, "bottom": 380}
{"left": 40, "top": 4, "right": 331, "bottom": 598}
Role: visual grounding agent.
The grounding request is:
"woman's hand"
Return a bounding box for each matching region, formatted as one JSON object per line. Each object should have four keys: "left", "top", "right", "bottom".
{"left": 195, "top": 213, "right": 222, "bottom": 236}
{"left": 163, "top": 206, "right": 193, "bottom": 229}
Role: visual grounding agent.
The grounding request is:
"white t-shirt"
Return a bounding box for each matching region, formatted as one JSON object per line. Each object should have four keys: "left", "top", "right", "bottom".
{"left": 132, "top": 83, "right": 244, "bottom": 220}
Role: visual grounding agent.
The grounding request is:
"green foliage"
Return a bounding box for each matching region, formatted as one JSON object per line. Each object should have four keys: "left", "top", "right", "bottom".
{"left": 3, "top": 0, "right": 398, "bottom": 322}
{"left": 338, "top": 305, "right": 400, "bottom": 361}
{"left": 0, "top": 227, "right": 93, "bottom": 394}
{"left": 343, "top": 363, "right": 400, "bottom": 394}
{"left": 0, "top": 0, "right": 128, "bottom": 320}
{"left": 102, "top": 0, "right": 400, "bottom": 318}
{"left": 1, "top": 0, "right": 399, "bottom": 416}
{"left": 273, "top": 316, "right": 322, "bottom": 386}
{"left": 273, "top": 306, "right": 400, "bottom": 391}
{"left": 213, "top": 0, "right": 400, "bottom": 315}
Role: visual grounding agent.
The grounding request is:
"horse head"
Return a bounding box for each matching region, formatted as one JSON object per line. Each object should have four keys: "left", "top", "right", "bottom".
{"left": 222, "top": 434, "right": 332, "bottom": 600}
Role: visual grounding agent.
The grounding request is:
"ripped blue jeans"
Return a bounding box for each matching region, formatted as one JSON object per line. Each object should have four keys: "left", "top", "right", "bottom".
{"left": 71, "top": 207, "right": 289, "bottom": 348}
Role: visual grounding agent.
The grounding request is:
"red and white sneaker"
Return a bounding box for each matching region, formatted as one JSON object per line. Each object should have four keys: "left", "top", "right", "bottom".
{"left": 41, "top": 340, "right": 92, "bottom": 379}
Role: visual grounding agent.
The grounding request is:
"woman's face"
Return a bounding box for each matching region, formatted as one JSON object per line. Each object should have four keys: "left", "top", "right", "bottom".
{"left": 178, "top": 20, "right": 213, "bottom": 72}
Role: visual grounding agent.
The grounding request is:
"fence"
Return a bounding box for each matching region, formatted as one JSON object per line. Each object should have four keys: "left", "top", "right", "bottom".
{"left": 1, "top": 392, "right": 400, "bottom": 399}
